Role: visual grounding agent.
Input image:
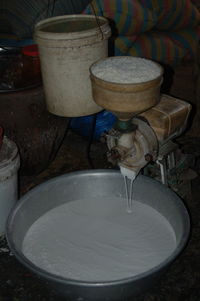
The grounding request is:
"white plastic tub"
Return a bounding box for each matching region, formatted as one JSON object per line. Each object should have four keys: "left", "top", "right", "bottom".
{"left": 34, "top": 15, "right": 111, "bottom": 117}
{"left": 0, "top": 136, "right": 20, "bottom": 235}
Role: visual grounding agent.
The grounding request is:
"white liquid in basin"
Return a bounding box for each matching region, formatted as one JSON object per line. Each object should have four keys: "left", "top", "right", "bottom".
{"left": 22, "top": 197, "right": 176, "bottom": 282}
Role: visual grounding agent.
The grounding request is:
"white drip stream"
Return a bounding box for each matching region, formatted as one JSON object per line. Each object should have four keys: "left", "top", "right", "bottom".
{"left": 120, "top": 165, "right": 138, "bottom": 213}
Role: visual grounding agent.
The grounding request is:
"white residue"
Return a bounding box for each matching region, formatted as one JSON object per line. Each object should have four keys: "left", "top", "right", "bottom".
{"left": 91, "top": 57, "right": 162, "bottom": 84}
{"left": 22, "top": 197, "right": 176, "bottom": 282}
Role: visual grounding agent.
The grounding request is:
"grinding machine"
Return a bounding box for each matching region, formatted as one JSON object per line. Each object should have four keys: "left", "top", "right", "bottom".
{"left": 90, "top": 57, "right": 191, "bottom": 186}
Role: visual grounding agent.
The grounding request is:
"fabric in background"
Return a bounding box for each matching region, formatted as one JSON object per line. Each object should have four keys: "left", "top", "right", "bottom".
{"left": 84, "top": 0, "right": 200, "bottom": 66}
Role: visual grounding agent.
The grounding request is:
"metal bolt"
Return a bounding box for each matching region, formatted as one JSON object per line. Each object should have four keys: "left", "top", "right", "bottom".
{"left": 145, "top": 153, "right": 153, "bottom": 162}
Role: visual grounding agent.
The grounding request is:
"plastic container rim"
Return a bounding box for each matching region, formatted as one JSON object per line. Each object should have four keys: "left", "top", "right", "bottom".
{"left": 90, "top": 56, "right": 164, "bottom": 87}
{"left": 34, "top": 14, "right": 111, "bottom": 41}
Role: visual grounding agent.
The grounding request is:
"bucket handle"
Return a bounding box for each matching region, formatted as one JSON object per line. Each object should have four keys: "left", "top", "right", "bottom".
{"left": 89, "top": 2, "right": 104, "bottom": 40}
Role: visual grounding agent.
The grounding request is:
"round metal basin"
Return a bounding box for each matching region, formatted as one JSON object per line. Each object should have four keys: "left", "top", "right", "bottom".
{"left": 6, "top": 170, "right": 190, "bottom": 301}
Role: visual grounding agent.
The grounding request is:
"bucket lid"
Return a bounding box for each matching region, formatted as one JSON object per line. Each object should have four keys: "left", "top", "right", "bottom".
{"left": 0, "top": 136, "right": 18, "bottom": 168}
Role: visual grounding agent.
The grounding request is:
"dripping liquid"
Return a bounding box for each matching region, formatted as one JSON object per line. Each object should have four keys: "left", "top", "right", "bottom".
{"left": 123, "top": 175, "right": 136, "bottom": 213}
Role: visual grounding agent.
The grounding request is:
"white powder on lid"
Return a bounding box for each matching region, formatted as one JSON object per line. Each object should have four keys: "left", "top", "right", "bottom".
{"left": 91, "top": 57, "right": 162, "bottom": 84}
{"left": 22, "top": 197, "right": 176, "bottom": 282}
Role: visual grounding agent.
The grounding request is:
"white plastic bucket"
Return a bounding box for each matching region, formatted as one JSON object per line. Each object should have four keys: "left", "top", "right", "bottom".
{"left": 34, "top": 14, "right": 111, "bottom": 117}
{"left": 0, "top": 136, "right": 20, "bottom": 235}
